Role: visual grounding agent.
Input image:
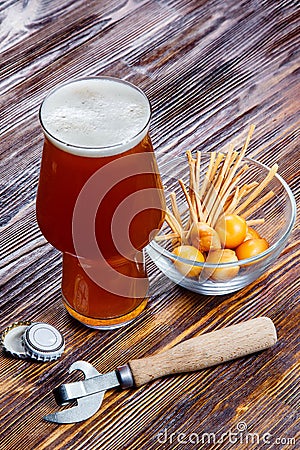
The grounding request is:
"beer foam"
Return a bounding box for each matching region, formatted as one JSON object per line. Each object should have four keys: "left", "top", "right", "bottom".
{"left": 40, "top": 77, "right": 151, "bottom": 156}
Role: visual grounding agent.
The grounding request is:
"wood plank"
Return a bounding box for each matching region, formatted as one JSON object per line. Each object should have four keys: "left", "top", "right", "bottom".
{"left": 0, "top": 0, "right": 299, "bottom": 449}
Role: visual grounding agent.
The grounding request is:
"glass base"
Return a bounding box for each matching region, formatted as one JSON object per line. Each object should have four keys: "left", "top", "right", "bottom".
{"left": 62, "top": 294, "right": 148, "bottom": 330}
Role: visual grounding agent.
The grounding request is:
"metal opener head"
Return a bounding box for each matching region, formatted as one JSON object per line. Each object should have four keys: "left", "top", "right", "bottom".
{"left": 44, "top": 360, "right": 105, "bottom": 424}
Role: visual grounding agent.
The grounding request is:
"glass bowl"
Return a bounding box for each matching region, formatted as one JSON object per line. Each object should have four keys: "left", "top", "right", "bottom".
{"left": 146, "top": 155, "right": 296, "bottom": 295}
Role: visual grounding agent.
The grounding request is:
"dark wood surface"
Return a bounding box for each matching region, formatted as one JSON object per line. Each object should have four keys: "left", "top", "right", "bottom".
{"left": 0, "top": 1, "right": 299, "bottom": 449}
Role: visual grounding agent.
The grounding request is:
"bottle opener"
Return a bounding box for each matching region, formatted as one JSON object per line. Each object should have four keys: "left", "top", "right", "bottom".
{"left": 44, "top": 317, "right": 277, "bottom": 424}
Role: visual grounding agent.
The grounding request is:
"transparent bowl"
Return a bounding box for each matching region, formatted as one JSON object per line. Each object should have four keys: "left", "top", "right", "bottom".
{"left": 146, "top": 155, "right": 296, "bottom": 295}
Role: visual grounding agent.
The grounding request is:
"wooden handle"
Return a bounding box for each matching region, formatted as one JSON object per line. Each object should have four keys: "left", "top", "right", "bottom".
{"left": 128, "top": 317, "right": 277, "bottom": 387}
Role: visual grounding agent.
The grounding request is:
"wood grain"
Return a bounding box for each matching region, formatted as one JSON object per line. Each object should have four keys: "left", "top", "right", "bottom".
{"left": 128, "top": 318, "right": 278, "bottom": 386}
{"left": 0, "top": 0, "right": 299, "bottom": 449}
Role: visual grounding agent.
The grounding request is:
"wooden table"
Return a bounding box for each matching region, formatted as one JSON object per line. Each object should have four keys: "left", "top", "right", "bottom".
{"left": 1, "top": 1, "right": 299, "bottom": 449}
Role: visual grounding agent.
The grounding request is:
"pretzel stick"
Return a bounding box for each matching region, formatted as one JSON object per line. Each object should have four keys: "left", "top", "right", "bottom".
{"left": 178, "top": 179, "right": 198, "bottom": 225}
{"left": 230, "top": 164, "right": 249, "bottom": 186}
{"left": 210, "top": 165, "right": 250, "bottom": 226}
{"left": 186, "top": 150, "right": 196, "bottom": 209}
{"left": 223, "top": 187, "right": 240, "bottom": 216}
{"left": 165, "top": 209, "right": 186, "bottom": 247}
{"left": 246, "top": 218, "right": 265, "bottom": 226}
{"left": 211, "top": 179, "right": 256, "bottom": 225}
{"left": 201, "top": 125, "right": 254, "bottom": 225}
{"left": 238, "top": 182, "right": 259, "bottom": 200}
{"left": 217, "top": 124, "right": 255, "bottom": 206}
{"left": 162, "top": 126, "right": 276, "bottom": 257}
{"left": 211, "top": 162, "right": 249, "bottom": 222}
{"left": 199, "top": 151, "right": 216, "bottom": 199}
{"left": 203, "top": 155, "right": 229, "bottom": 224}
{"left": 170, "top": 192, "right": 182, "bottom": 227}
{"left": 202, "top": 152, "right": 226, "bottom": 215}
{"left": 165, "top": 209, "right": 182, "bottom": 236}
{"left": 186, "top": 151, "right": 204, "bottom": 221}
{"left": 223, "top": 192, "right": 235, "bottom": 210}
{"left": 220, "top": 144, "right": 235, "bottom": 184}
{"left": 209, "top": 152, "right": 225, "bottom": 183}
{"left": 194, "top": 191, "right": 205, "bottom": 222}
{"left": 186, "top": 152, "right": 201, "bottom": 221}
{"left": 194, "top": 151, "right": 204, "bottom": 221}
{"left": 216, "top": 164, "right": 250, "bottom": 214}
{"left": 235, "top": 164, "right": 278, "bottom": 215}
{"left": 241, "top": 191, "right": 275, "bottom": 219}
{"left": 240, "top": 124, "right": 256, "bottom": 155}
{"left": 155, "top": 232, "right": 181, "bottom": 242}
{"left": 195, "top": 151, "right": 201, "bottom": 193}
{"left": 210, "top": 182, "right": 236, "bottom": 226}
{"left": 224, "top": 149, "right": 238, "bottom": 179}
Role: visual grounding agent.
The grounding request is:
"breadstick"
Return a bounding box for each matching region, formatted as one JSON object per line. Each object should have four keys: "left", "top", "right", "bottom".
{"left": 170, "top": 192, "right": 182, "bottom": 227}
{"left": 223, "top": 187, "right": 240, "bottom": 216}
{"left": 246, "top": 218, "right": 265, "bottom": 226}
{"left": 224, "top": 149, "right": 238, "bottom": 179}
{"left": 186, "top": 150, "right": 196, "bottom": 209}
{"left": 165, "top": 208, "right": 182, "bottom": 235}
{"left": 238, "top": 182, "right": 259, "bottom": 200}
{"left": 199, "top": 151, "right": 216, "bottom": 199}
{"left": 155, "top": 232, "right": 181, "bottom": 242}
{"left": 194, "top": 191, "right": 205, "bottom": 222}
{"left": 210, "top": 164, "right": 249, "bottom": 226}
{"left": 186, "top": 151, "right": 204, "bottom": 221}
{"left": 235, "top": 164, "right": 278, "bottom": 215}
{"left": 217, "top": 124, "right": 255, "bottom": 204}
{"left": 203, "top": 156, "right": 228, "bottom": 223}
{"left": 195, "top": 151, "right": 201, "bottom": 193}
{"left": 162, "top": 126, "right": 276, "bottom": 258}
{"left": 209, "top": 152, "right": 225, "bottom": 183}
{"left": 178, "top": 179, "right": 198, "bottom": 225}
{"left": 241, "top": 191, "right": 275, "bottom": 219}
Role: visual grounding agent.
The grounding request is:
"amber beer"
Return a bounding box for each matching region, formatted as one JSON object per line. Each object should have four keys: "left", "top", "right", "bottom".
{"left": 36, "top": 77, "right": 165, "bottom": 329}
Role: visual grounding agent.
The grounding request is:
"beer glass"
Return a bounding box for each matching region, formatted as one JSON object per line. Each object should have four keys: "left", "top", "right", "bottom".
{"left": 36, "top": 77, "right": 166, "bottom": 329}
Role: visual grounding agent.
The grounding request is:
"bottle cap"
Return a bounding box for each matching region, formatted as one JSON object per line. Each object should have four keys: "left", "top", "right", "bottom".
{"left": 1, "top": 321, "right": 31, "bottom": 359}
{"left": 23, "top": 323, "right": 65, "bottom": 361}
{"left": 1, "top": 321, "right": 65, "bottom": 362}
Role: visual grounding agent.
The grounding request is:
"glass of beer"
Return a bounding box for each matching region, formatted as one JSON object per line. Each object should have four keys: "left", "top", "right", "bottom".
{"left": 36, "top": 76, "right": 166, "bottom": 329}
